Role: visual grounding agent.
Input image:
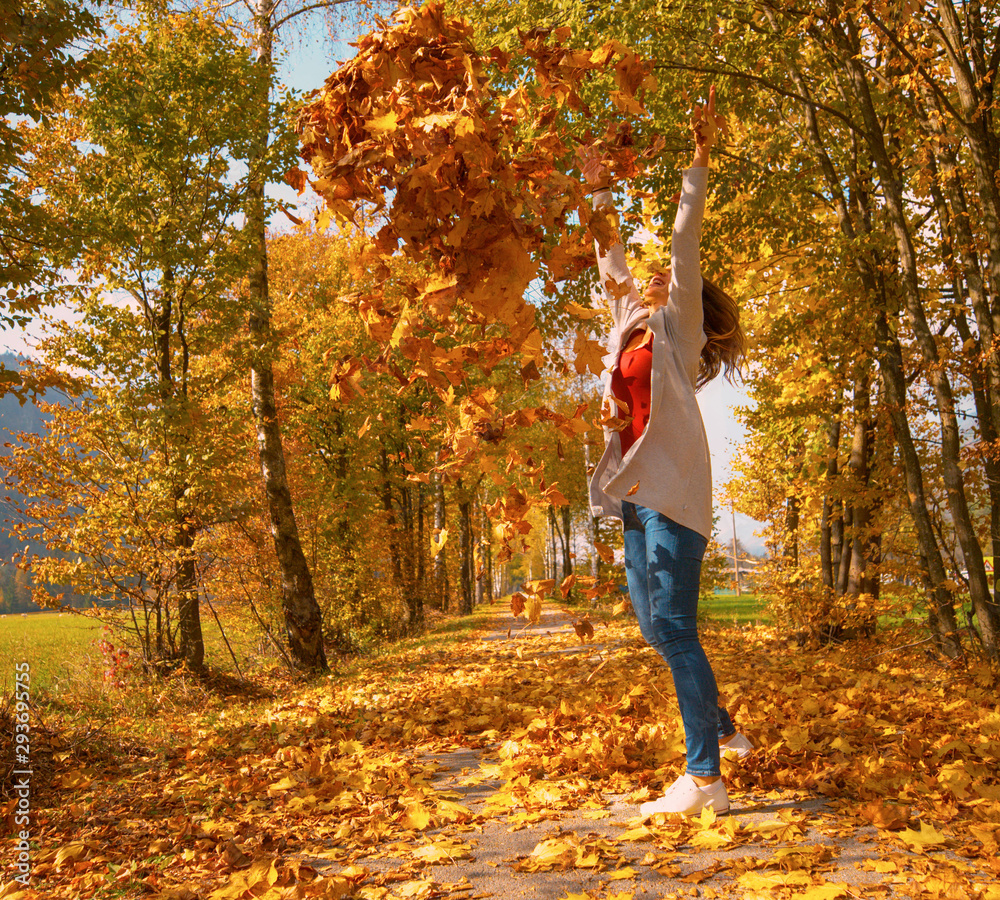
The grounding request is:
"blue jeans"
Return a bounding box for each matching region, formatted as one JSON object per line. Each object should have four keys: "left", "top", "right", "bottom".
{"left": 622, "top": 501, "right": 734, "bottom": 778}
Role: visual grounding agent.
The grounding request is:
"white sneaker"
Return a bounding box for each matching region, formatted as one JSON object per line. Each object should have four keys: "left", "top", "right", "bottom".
{"left": 639, "top": 774, "right": 729, "bottom": 817}
{"left": 720, "top": 732, "right": 754, "bottom": 760}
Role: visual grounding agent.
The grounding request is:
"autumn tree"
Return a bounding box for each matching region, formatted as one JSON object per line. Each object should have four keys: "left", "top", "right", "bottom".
{"left": 3, "top": 11, "right": 270, "bottom": 672}
{"left": 0, "top": 0, "right": 97, "bottom": 394}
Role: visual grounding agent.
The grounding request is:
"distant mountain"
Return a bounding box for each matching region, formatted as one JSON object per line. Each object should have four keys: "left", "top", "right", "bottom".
{"left": 0, "top": 353, "right": 91, "bottom": 613}
{"left": 0, "top": 352, "right": 57, "bottom": 437}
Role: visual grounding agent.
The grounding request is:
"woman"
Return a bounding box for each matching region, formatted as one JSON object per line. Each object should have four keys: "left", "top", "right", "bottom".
{"left": 580, "top": 87, "right": 751, "bottom": 817}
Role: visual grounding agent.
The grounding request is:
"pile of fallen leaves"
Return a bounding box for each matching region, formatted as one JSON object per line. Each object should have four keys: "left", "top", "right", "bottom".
{"left": 3, "top": 604, "right": 998, "bottom": 899}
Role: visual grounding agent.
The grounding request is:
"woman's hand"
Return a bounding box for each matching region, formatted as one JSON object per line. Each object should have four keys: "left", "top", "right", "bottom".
{"left": 691, "top": 86, "right": 725, "bottom": 167}
{"left": 576, "top": 144, "right": 611, "bottom": 192}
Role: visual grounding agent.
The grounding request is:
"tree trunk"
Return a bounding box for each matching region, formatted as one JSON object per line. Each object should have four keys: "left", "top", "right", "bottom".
{"left": 175, "top": 511, "right": 203, "bottom": 671}
{"left": 417, "top": 482, "right": 426, "bottom": 606}
{"left": 922, "top": 115, "right": 1000, "bottom": 654}
{"left": 820, "top": 406, "right": 842, "bottom": 591}
{"left": 433, "top": 472, "right": 447, "bottom": 610}
{"left": 155, "top": 268, "right": 203, "bottom": 671}
{"left": 397, "top": 481, "right": 422, "bottom": 634}
{"left": 836, "top": 503, "right": 853, "bottom": 596}
{"left": 478, "top": 491, "right": 495, "bottom": 602}
{"left": 877, "top": 310, "right": 962, "bottom": 655}
{"left": 458, "top": 485, "right": 472, "bottom": 615}
{"left": 380, "top": 442, "right": 403, "bottom": 586}
{"left": 560, "top": 504, "right": 572, "bottom": 579}
{"left": 545, "top": 503, "right": 559, "bottom": 580}
{"left": 784, "top": 494, "right": 799, "bottom": 568}
{"left": 846, "top": 368, "right": 874, "bottom": 597}
{"left": 583, "top": 438, "right": 600, "bottom": 580}
{"left": 246, "top": 2, "right": 326, "bottom": 672}
{"left": 475, "top": 494, "right": 490, "bottom": 606}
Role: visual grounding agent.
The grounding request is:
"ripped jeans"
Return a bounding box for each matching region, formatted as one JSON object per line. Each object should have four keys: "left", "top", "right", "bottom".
{"left": 622, "top": 501, "right": 734, "bottom": 778}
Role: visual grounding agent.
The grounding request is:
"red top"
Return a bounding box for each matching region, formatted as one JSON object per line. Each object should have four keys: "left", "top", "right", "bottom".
{"left": 611, "top": 336, "right": 653, "bottom": 456}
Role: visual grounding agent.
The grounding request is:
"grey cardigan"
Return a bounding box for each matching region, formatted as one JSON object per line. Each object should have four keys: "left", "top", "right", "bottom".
{"left": 588, "top": 167, "right": 713, "bottom": 539}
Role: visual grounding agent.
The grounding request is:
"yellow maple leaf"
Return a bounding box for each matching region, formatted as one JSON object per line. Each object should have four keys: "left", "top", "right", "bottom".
{"left": 573, "top": 331, "right": 607, "bottom": 376}
{"left": 696, "top": 804, "right": 718, "bottom": 828}
{"left": 606, "top": 867, "right": 638, "bottom": 881}
{"left": 402, "top": 803, "right": 433, "bottom": 831}
{"left": 565, "top": 300, "right": 601, "bottom": 320}
{"left": 897, "top": 820, "right": 950, "bottom": 852}
{"left": 691, "top": 829, "right": 729, "bottom": 850}
{"left": 396, "top": 879, "right": 435, "bottom": 899}
{"left": 365, "top": 110, "right": 399, "bottom": 134}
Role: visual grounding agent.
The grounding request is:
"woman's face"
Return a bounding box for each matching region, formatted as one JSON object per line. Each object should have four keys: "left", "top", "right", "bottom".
{"left": 643, "top": 267, "right": 671, "bottom": 311}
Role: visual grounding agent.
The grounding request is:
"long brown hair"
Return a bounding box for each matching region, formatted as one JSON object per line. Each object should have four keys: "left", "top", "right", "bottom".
{"left": 697, "top": 277, "right": 746, "bottom": 390}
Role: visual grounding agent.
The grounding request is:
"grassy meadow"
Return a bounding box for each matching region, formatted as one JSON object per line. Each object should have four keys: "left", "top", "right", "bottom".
{"left": 703, "top": 591, "right": 768, "bottom": 625}
{"left": 0, "top": 611, "right": 104, "bottom": 699}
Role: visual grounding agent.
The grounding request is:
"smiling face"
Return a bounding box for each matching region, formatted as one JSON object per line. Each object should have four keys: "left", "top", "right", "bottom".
{"left": 642, "top": 266, "right": 671, "bottom": 311}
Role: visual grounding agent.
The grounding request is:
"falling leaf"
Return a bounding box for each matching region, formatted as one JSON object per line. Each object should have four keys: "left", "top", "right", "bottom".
{"left": 573, "top": 331, "right": 607, "bottom": 376}
{"left": 430, "top": 528, "right": 449, "bottom": 558}
{"left": 594, "top": 541, "right": 615, "bottom": 563}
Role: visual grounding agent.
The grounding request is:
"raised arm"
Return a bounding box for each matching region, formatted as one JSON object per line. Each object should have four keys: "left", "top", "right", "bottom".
{"left": 667, "top": 87, "right": 725, "bottom": 342}
{"left": 578, "top": 147, "right": 643, "bottom": 330}
{"left": 691, "top": 85, "right": 723, "bottom": 169}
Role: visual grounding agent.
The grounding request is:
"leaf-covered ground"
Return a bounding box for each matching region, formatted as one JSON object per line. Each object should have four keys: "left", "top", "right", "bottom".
{"left": 3, "top": 603, "right": 999, "bottom": 900}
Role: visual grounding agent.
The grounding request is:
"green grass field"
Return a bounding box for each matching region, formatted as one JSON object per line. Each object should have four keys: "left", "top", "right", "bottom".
{"left": 0, "top": 611, "right": 105, "bottom": 699}
{"left": 0, "top": 607, "right": 272, "bottom": 717}
{"left": 703, "top": 591, "right": 768, "bottom": 625}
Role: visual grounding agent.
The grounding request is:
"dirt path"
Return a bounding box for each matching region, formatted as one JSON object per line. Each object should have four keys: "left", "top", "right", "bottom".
{"left": 308, "top": 604, "right": 996, "bottom": 899}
